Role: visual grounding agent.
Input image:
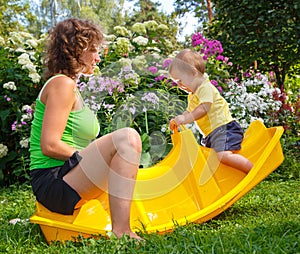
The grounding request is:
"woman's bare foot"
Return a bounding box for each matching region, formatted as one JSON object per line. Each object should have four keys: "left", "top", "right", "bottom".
{"left": 109, "top": 230, "right": 144, "bottom": 241}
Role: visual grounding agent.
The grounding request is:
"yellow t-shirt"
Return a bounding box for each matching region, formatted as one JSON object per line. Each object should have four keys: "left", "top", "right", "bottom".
{"left": 187, "top": 77, "right": 233, "bottom": 137}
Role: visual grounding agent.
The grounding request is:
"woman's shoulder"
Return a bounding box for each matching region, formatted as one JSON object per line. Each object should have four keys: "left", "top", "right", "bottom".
{"left": 39, "top": 74, "right": 76, "bottom": 102}
{"left": 45, "top": 74, "right": 74, "bottom": 84}
{"left": 46, "top": 74, "right": 76, "bottom": 89}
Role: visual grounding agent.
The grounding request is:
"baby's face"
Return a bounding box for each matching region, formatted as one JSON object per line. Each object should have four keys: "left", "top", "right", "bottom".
{"left": 170, "top": 69, "right": 195, "bottom": 93}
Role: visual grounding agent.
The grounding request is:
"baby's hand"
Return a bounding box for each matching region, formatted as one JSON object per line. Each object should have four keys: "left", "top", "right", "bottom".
{"left": 169, "top": 119, "right": 178, "bottom": 131}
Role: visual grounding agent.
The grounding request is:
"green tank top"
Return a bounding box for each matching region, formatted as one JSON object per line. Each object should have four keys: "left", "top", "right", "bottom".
{"left": 29, "top": 75, "right": 100, "bottom": 170}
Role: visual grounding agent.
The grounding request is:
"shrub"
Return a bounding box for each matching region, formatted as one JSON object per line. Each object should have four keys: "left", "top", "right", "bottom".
{"left": 0, "top": 32, "right": 44, "bottom": 185}
{"left": 0, "top": 26, "right": 298, "bottom": 185}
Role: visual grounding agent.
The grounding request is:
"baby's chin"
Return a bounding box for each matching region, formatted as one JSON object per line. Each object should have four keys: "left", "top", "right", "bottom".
{"left": 179, "top": 87, "right": 191, "bottom": 93}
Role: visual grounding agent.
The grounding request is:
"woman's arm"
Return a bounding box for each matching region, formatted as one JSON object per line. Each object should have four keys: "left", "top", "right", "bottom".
{"left": 40, "top": 76, "right": 77, "bottom": 160}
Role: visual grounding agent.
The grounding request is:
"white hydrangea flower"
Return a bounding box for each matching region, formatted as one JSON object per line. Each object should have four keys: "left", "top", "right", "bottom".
{"left": 104, "top": 34, "right": 117, "bottom": 42}
{"left": 132, "top": 55, "right": 147, "bottom": 70}
{"left": 15, "top": 48, "right": 27, "bottom": 53}
{"left": 0, "top": 36, "right": 5, "bottom": 46}
{"left": 147, "top": 46, "right": 161, "bottom": 53}
{"left": 21, "top": 113, "right": 32, "bottom": 122}
{"left": 163, "top": 39, "right": 173, "bottom": 49}
{"left": 0, "top": 144, "right": 8, "bottom": 158}
{"left": 113, "top": 37, "right": 132, "bottom": 55}
{"left": 22, "top": 105, "right": 32, "bottom": 111}
{"left": 118, "top": 58, "right": 132, "bottom": 68}
{"left": 132, "top": 22, "right": 147, "bottom": 34}
{"left": 25, "top": 39, "right": 38, "bottom": 48}
{"left": 133, "top": 36, "right": 148, "bottom": 46}
{"left": 157, "top": 69, "right": 168, "bottom": 76}
{"left": 3, "top": 81, "right": 17, "bottom": 91}
{"left": 18, "top": 53, "right": 31, "bottom": 65}
{"left": 157, "top": 24, "right": 169, "bottom": 31}
{"left": 9, "top": 32, "right": 23, "bottom": 45}
{"left": 29, "top": 72, "right": 41, "bottom": 83}
{"left": 144, "top": 20, "right": 158, "bottom": 31}
{"left": 113, "top": 26, "right": 132, "bottom": 37}
{"left": 19, "top": 138, "right": 29, "bottom": 148}
{"left": 22, "top": 63, "right": 36, "bottom": 73}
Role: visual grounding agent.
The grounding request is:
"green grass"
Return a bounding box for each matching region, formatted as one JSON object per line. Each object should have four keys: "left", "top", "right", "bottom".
{"left": 0, "top": 179, "right": 299, "bottom": 254}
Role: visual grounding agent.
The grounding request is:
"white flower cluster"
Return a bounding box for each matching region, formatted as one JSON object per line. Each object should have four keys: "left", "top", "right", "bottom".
{"left": 19, "top": 137, "right": 29, "bottom": 148}
{"left": 132, "top": 23, "right": 147, "bottom": 35}
{"left": 3, "top": 81, "right": 17, "bottom": 91}
{"left": 0, "top": 144, "right": 8, "bottom": 158}
{"left": 113, "top": 26, "right": 132, "bottom": 37}
{"left": 18, "top": 53, "right": 41, "bottom": 83}
{"left": 133, "top": 36, "right": 148, "bottom": 46}
{"left": 144, "top": 20, "right": 159, "bottom": 31}
{"left": 113, "top": 37, "right": 132, "bottom": 55}
{"left": 0, "top": 35, "right": 5, "bottom": 46}
{"left": 132, "top": 55, "right": 148, "bottom": 71}
{"left": 8, "top": 31, "right": 38, "bottom": 49}
{"left": 223, "top": 73, "right": 282, "bottom": 128}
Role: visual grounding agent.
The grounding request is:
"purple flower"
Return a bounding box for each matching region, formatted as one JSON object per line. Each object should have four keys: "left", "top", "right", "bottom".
{"left": 129, "top": 106, "right": 136, "bottom": 115}
{"left": 243, "top": 72, "right": 252, "bottom": 78}
{"left": 162, "top": 58, "right": 172, "bottom": 69}
{"left": 148, "top": 66, "right": 158, "bottom": 74}
{"left": 11, "top": 121, "right": 17, "bottom": 131}
{"left": 217, "top": 86, "right": 223, "bottom": 93}
{"left": 155, "top": 75, "right": 165, "bottom": 81}
{"left": 192, "top": 32, "right": 206, "bottom": 47}
{"left": 4, "top": 95, "right": 11, "bottom": 101}
{"left": 211, "top": 80, "right": 218, "bottom": 86}
{"left": 216, "top": 55, "right": 224, "bottom": 61}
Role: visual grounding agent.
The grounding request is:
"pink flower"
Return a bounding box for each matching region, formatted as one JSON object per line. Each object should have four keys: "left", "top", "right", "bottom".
{"left": 148, "top": 66, "right": 158, "bottom": 74}
{"left": 211, "top": 80, "right": 218, "bottom": 86}
{"left": 162, "top": 58, "right": 172, "bottom": 69}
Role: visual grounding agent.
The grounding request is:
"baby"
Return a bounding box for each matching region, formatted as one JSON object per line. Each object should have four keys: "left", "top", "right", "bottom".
{"left": 169, "top": 49, "right": 253, "bottom": 173}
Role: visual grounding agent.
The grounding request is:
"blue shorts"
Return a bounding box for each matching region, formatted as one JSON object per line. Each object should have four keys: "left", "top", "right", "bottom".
{"left": 201, "top": 121, "right": 244, "bottom": 152}
{"left": 29, "top": 152, "right": 82, "bottom": 215}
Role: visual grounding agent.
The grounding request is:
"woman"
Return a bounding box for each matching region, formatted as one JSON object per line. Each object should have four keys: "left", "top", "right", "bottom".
{"left": 29, "top": 18, "right": 143, "bottom": 240}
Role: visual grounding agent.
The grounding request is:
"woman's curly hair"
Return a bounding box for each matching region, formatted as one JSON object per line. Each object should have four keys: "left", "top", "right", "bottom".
{"left": 43, "top": 18, "right": 104, "bottom": 80}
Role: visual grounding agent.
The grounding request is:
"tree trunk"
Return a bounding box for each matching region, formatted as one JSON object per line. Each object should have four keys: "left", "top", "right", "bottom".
{"left": 206, "top": 0, "right": 213, "bottom": 22}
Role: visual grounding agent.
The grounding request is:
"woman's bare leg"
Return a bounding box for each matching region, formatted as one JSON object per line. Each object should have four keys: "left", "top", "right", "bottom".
{"left": 217, "top": 151, "right": 253, "bottom": 173}
{"left": 63, "top": 128, "right": 142, "bottom": 239}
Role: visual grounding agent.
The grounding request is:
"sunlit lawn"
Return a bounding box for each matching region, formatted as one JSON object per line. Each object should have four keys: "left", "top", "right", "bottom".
{"left": 0, "top": 179, "right": 299, "bottom": 253}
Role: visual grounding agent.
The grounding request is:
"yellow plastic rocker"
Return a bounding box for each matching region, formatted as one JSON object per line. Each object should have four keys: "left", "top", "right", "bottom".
{"left": 30, "top": 120, "right": 284, "bottom": 243}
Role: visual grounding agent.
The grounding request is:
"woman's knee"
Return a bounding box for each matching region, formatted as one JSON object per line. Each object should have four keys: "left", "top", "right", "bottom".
{"left": 112, "top": 127, "right": 142, "bottom": 163}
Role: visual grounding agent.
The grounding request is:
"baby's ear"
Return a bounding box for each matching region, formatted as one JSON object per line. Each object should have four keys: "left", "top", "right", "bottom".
{"left": 192, "top": 67, "right": 200, "bottom": 76}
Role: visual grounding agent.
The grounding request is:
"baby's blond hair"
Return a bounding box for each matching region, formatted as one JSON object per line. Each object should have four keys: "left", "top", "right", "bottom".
{"left": 169, "top": 49, "right": 206, "bottom": 77}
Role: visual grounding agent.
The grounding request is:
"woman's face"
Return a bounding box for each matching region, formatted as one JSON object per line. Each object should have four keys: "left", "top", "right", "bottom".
{"left": 80, "top": 47, "right": 101, "bottom": 75}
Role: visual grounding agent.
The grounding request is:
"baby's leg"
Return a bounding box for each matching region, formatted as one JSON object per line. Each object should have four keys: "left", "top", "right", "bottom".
{"left": 217, "top": 151, "right": 253, "bottom": 173}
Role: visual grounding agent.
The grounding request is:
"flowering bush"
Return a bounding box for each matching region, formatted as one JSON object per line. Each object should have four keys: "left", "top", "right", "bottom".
{"left": 191, "top": 32, "right": 232, "bottom": 92}
{"left": 0, "top": 32, "right": 44, "bottom": 184}
{"left": 191, "top": 33, "right": 288, "bottom": 129}
{"left": 0, "top": 25, "right": 298, "bottom": 184}
{"left": 222, "top": 71, "right": 283, "bottom": 129}
{"left": 78, "top": 21, "right": 186, "bottom": 167}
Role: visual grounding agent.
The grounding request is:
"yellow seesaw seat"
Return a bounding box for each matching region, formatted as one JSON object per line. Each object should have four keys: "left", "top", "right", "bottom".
{"left": 30, "top": 120, "right": 284, "bottom": 243}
